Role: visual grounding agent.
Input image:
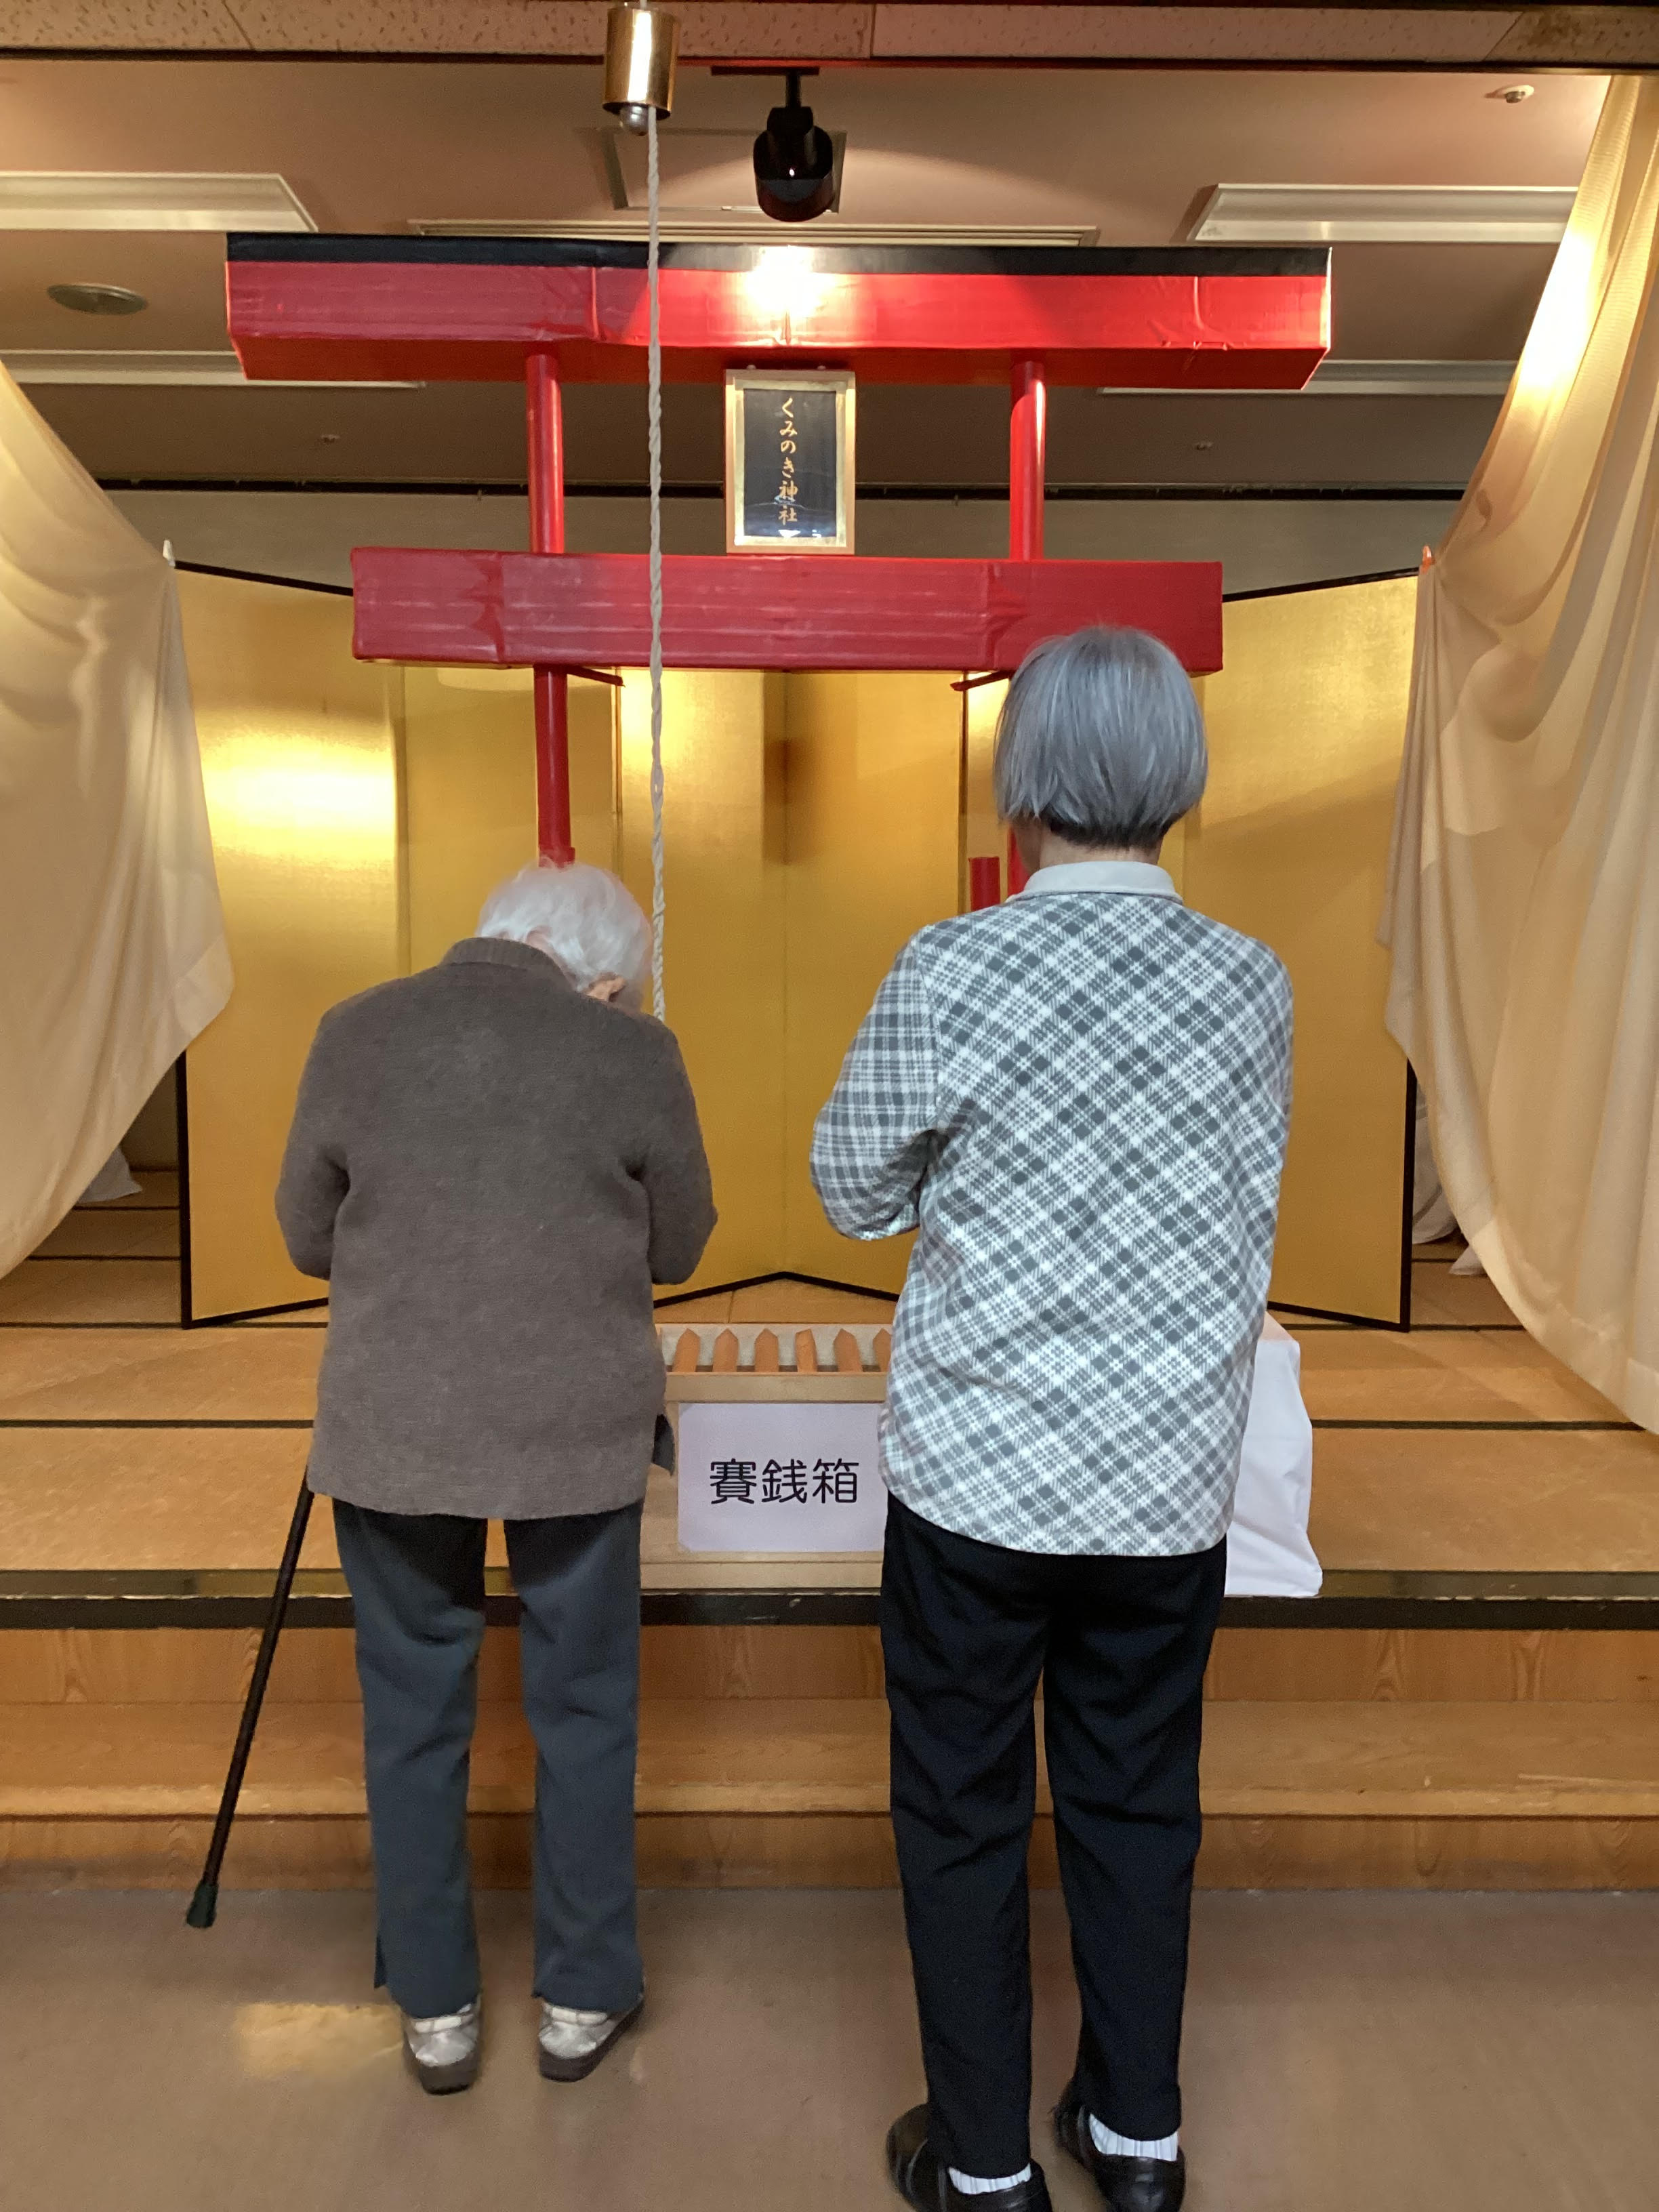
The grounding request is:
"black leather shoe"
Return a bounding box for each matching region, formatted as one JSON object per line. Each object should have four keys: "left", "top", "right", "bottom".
{"left": 886, "top": 2106, "right": 1052, "bottom": 2212}
{"left": 1053, "top": 2081, "right": 1186, "bottom": 2212}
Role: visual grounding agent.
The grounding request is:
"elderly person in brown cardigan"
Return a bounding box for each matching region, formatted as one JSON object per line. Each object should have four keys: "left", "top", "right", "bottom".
{"left": 277, "top": 861, "right": 714, "bottom": 2097}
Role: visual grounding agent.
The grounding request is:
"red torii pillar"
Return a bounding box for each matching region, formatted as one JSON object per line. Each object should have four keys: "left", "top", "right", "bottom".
{"left": 224, "top": 237, "right": 1329, "bottom": 875}
{"left": 526, "top": 352, "right": 575, "bottom": 866}
{"left": 1004, "top": 356, "right": 1047, "bottom": 896}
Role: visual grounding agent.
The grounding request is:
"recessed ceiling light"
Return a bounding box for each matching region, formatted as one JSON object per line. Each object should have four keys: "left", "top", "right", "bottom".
{"left": 1187, "top": 184, "right": 1571, "bottom": 245}
{"left": 1095, "top": 360, "right": 1516, "bottom": 397}
{"left": 1, "top": 172, "right": 314, "bottom": 232}
{"left": 1492, "top": 84, "right": 1536, "bottom": 104}
{"left": 47, "top": 283, "right": 147, "bottom": 316}
{"left": 1, "top": 348, "right": 422, "bottom": 388}
{"left": 411, "top": 216, "right": 1100, "bottom": 247}
{"left": 1305, "top": 359, "right": 1515, "bottom": 395}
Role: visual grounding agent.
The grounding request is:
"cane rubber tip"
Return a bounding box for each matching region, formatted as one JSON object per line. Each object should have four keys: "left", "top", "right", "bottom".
{"left": 186, "top": 1881, "right": 219, "bottom": 1929}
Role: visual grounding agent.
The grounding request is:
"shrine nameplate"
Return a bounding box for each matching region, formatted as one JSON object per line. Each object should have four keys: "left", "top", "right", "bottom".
{"left": 726, "top": 369, "right": 855, "bottom": 554}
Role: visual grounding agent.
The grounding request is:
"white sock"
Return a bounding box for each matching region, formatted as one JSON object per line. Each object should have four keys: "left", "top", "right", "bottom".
{"left": 947, "top": 2166, "right": 1033, "bottom": 2196}
{"left": 1089, "top": 2114, "right": 1180, "bottom": 2163}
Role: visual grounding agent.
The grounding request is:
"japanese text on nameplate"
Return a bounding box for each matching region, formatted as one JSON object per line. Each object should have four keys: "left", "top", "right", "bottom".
{"left": 678, "top": 1404, "right": 886, "bottom": 1554}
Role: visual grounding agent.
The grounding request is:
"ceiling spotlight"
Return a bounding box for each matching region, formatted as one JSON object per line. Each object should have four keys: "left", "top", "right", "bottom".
{"left": 754, "top": 71, "right": 836, "bottom": 225}
{"left": 602, "top": 3, "right": 678, "bottom": 137}
{"left": 47, "top": 282, "right": 147, "bottom": 316}
{"left": 1492, "top": 83, "right": 1536, "bottom": 104}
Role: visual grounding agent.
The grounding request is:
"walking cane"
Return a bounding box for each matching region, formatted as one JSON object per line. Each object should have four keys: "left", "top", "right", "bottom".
{"left": 186, "top": 1469, "right": 315, "bottom": 1929}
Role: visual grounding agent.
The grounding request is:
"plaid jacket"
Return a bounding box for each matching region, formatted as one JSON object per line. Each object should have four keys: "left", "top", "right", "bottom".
{"left": 811, "top": 861, "right": 1293, "bottom": 1555}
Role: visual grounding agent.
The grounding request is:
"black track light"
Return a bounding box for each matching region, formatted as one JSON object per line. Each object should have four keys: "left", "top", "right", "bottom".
{"left": 754, "top": 71, "right": 836, "bottom": 224}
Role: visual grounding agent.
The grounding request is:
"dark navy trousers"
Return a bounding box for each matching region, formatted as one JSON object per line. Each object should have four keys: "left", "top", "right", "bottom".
{"left": 881, "top": 1495, "right": 1227, "bottom": 2179}
{"left": 333, "top": 1496, "right": 644, "bottom": 2022}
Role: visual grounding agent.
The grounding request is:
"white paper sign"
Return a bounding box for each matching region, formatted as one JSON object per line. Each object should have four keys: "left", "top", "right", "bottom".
{"left": 676, "top": 1401, "right": 887, "bottom": 1554}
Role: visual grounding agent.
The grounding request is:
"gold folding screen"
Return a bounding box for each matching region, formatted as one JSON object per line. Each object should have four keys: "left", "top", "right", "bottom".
{"left": 180, "top": 572, "right": 404, "bottom": 1322}
{"left": 181, "top": 570, "right": 1413, "bottom": 1325}
{"left": 182, "top": 579, "right": 626, "bottom": 1321}
{"left": 779, "top": 672, "right": 964, "bottom": 1292}
{"left": 182, "top": 584, "right": 962, "bottom": 1319}
{"left": 618, "top": 668, "right": 785, "bottom": 1295}
{"left": 404, "top": 666, "right": 617, "bottom": 969}
{"left": 1188, "top": 576, "right": 1417, "bottom": 1324}
{"left": 941, "top": 590, "right": 1414, "bottom": 1328}
{"left": 615, "top": 668, "right": 964, "bottom": 1298}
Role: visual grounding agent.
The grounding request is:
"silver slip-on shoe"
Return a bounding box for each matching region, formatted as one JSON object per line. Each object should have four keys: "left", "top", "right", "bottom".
{"left": 537, "top": 1997, "right": 644, "bottom": 2083}
{"left": 401, "top": 1996, "right": 482, "bottom": 2094}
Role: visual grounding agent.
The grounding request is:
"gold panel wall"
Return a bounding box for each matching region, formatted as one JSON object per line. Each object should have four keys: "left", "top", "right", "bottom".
{"left": 180, "top": 572, "right": 404, "bottom": 1322}
{"left": 779, "top": 672, "right": 965, "bottom": 1292}
{"left": 1187, "top": 577, "right": 1416, "bottom": 1323}
{"left": 182, "top": 584, "right": 1408, "bottom": 1326}
{"left": 618, "top": 669, "right": 787, "bottom": 1296}
{"left": 962, "top": 678, "right": 1004, "bottom": 897}
{"left": 611, "top": 669, "right": 962, "bottom": 1297}
{"left": 402, "top": 668, "right": 617, "bottom": 972}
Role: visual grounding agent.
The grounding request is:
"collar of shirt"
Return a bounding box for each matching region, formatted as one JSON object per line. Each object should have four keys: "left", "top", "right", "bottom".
{"left": 1017, "top": 859, "right": 1182, "bottom": 901}
{"left": 441, "top": 936, "right": 573, "bottom": 986}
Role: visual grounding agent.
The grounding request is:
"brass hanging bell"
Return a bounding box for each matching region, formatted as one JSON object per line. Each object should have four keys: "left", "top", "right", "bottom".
{"left": 602, "top": 5, "right": 679, "bottom": 136}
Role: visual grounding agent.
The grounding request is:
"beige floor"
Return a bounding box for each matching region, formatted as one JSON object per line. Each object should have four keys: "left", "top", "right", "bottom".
{"left": 4, "top": 1888, "right": 1658, "bottom": 2212}
{"left": 3, "top": 1181, "right": 1656, "bottom": 1578}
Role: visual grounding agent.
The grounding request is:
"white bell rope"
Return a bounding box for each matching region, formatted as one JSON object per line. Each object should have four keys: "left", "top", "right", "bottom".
{"left": 647, "top": 104, "right": 666, "bottom": 1020}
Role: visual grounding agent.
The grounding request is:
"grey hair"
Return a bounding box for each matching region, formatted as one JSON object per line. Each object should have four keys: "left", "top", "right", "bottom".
{"left": 476, "top": 862, "right": 652, "bottom": 1007}
{"left": 992, "top": 626, "right": 1207, "bottom": 851}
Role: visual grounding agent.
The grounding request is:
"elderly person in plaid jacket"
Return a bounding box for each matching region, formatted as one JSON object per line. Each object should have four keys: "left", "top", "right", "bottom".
{"left": 812, "top": 627, "right": 1292, "bottom": 2212}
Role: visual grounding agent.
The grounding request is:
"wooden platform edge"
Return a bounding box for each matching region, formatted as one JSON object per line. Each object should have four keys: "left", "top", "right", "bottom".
{"left": 5, "top": 1811, "right": 1658, "bottom": 1893}
{"left": 8, "top": 1572, "right": 1659, "bottom": 1631}
{"left": 9, "top": 1782, "right": 1659, "bottom": 1822}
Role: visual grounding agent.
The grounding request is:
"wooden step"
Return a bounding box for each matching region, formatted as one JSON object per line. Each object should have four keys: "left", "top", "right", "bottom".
{"left": 5, "top": 1699, "right": 1659, "bottom": 1824}
{"left": 5, "top": 1622, "right": 1658, "bottom": 1709}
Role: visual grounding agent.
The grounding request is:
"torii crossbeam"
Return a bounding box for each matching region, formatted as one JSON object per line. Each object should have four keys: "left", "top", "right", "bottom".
{"left": 228, "top": 236, "right": 1330, "bottom": 861}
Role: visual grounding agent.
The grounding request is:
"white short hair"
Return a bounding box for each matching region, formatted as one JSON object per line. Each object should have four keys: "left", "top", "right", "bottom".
{"left": 476, "top": 863, "right": 651, "bottom": 1005}
{"left": 993, "top": 626, "right": 1207, "bottom": 850}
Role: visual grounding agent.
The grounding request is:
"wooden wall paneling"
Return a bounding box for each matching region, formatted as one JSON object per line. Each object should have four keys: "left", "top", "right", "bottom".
{"left": 638, "top": 1626, "right": 886, "bottom": 1700}
{"left": 8, "top": 1624, "right": 1659, "bottom": 1894}
{"left": 637, "top": 1814, "right": 900, "bottom": 1889}
{"left": 1195, "top": 1817, "right": 1659, "bottom": 1891}
{"left": 1204, "top": 1628, "right": 1659, "bottom": 1704}
{"left": 9, "top": 1626, "right": 1657, "bottom": 1711}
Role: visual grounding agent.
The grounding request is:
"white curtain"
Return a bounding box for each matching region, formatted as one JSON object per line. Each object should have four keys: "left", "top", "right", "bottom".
{"left": 1382, "top": 77, "right": 1659, "bottom": 1429}
{"left": 0, "top": 365, "right": 230, "bottom": 1275}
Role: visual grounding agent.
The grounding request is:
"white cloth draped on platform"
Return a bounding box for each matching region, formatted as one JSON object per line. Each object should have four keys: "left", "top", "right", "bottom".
{"left": 1381, "top": 76, "right": 1659, "bottom": 1431}
{"left": 1410, "top": 1085, "right": 1458, "bottom": 1246}
{"left": 0, "top": 363, "right": 230, "bottom": 1277}
{"left": 79, "top": 1148, "right": 142, "bottom": 1206}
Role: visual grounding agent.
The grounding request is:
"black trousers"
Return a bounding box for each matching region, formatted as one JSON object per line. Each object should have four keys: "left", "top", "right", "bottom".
{"left": 333, "top": 1498, "right": 644, "bottom": 2023}
{"left": 881, "top": 1494, "right": 1227, "bottom": 2179}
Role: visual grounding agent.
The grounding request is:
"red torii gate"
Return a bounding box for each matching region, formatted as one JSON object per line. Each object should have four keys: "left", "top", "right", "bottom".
{"left": 226, "top": 237, "right": 1329, "bottom": 863}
